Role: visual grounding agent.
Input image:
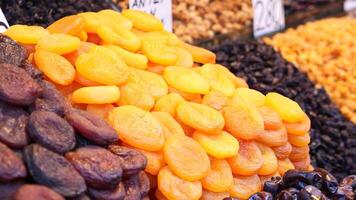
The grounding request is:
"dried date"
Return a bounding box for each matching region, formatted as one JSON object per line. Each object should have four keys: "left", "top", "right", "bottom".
{"left": 14, "top": 184, "right": 65, "bottom": 200}
{"left": 88, "top": 182, "right": 125, "bottom": 200}
{"left": 138, "top": 171, "right": 150, "bottom": 197}
{"left": 20, "top": 61, "right": 43, "bottom": 80}
{"left": 0, "top": 34, "right": 27, "bottom": 66}
{"left": 0, "top": 181, "right": 24, "bottom": 200}
{"left": 123, "top": 175, "right": 141, "bottom": 200}
{"left": 0, "top": 142, "right": 27, "bottom": 181}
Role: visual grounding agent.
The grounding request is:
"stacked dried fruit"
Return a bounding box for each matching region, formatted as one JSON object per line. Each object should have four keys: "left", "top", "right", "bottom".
{"left": 0, "top": 35, "right": 149, "bottom": 199}
{"left": 4, "top": 9, "right": 313, "bottom": 200}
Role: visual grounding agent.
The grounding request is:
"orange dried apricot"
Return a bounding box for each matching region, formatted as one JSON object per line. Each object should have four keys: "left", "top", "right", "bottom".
{"left": 155, "top": 190, "right": 169, "bottom": 200}
{"left": 202, "top": 90, "right": 228, "bottom": 111}
{"left": 229, "top": 175, "right": 262, "bottom": 199}
{"left": 151, "top": 112, "right": 185, "bottom": 138}
{"left": 47, "top": 15, "right": 86, "bottom": 35}
{"left": 136, "top": 148, "right": 165, "bottom": 176}
{"left": 154, "top": 93, "right": 185, "bottom": 117}
{"left": 201, "top": 190, "right": 230, "bottom": 200}
{"left": 177, "top": 101, "right": 225, "bottom": 135}
{"left": 109, "top": 106, "right": 165, "bottom": 151}
{"left": 137, "top": 31, "right": 180, "bottom": 47}
{"left": 256, "top": 143, "right": 278, "bottom": 175}
{"left": 158, "top": 166, "right": 202, "bottom": 200}
{"left": 258, "top": 106, "right": 283, "bottom": 130}
{"left": 76, "top": 46, "right": 129, "bottom": 85}
{"left": 5, "top": 25, "right": 50, "bottom": 44}
{"left": 283, "top": 114, "right": 311, "bottom": 136}
{"left": 86, "top": 104, "right": 114, "bottom": 120}
{"left": 200, "top": 64, "right": 235, "bottom": 97}
{"left": 97, "top": 25, "right": 140, "bottom": 52}
{"left": 272, "top": 142, "right": 292, "bottom": 160}
{"left": 256, "top": 125, "right": 288, "bottom": 147}
{"left": 105, "top": 44, "right": 148, "bottom": 69}
{"left": 175, "top": 117, "right": 195, "bottom": 136}
{"left": 75, "top": 30, "right": 88, "bottom": 41}
{"left": 164, "top": 134, "right": 210, "bottom": 181}
{"left": 181, "top": 42, "right": 216, "bottom": 64}
{"left": 193, "top": 131, "right": 239, "bottom": 159}
{"left": 201, "top": 158, "right": 233, "bottom": 192}
{"left": 232, "top": 88, "right": 265, "bottom": 107}
{"left": 142, "top": 40, "right": 177, "bottom": 65}
{"left": 117, "top": 83, "right": 155, "bottom": 111}
{"left": 278, "top": 159, "right": 295, "bottom": 175}
{"left": 87, "top": 33, "right": 101, "bottom": 44}
{"left": 292, "top": 155, "right": 311, "bottom": 171}
{"left": 78, "top": 12, "right": 101, "bottom": 33}
{"left": 168, "top": 86, "right": 202, "bottom": 101}
{"left": 98, "top": 9, "right": 133, "bottom": 30}
{"left": 227, "top": 141, "right": 263, "bottom": 176}
{"left": 74, "top": 72, "right": 100, "bottom": 87}
{"left": 122, "top": 10, "right": 164, "bottom": 32}
{"left": 34, "top": 50, "right": 75, "bottom": 85}
{"left": 288, "top": 133, "right": 310, "bottom": 147}
{"left": 36, "top": 33, "right": 80, "bottom": 54}
{"left": 71, "top": 86, "right": 120, "bottom": 104}
{"left": 63, "top": 41, "right": 95, "bottom": 66}
{"left": 226, "top": 73, "right": 249, "bottom": 88}
{"left": 172, "top": 47, "right": 194, "bottom": 68}
{"left": 289, "top": 145, "right": 309, "bottom": 161}
{"left": 147, "top": 62, "right": 165, "bottom": 75}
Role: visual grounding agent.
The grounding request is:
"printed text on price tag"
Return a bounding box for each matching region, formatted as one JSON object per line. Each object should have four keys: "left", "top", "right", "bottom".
{"left": 0, "top": 9, "right": 9, "bottom": 33}
{"left": 129, "top": 0, "right": 172, "bottom": 32}
{"left": 344, "top": 0, "right": 356, "bottom": 11}
{"left": 252, "top": 0, "right": 285, "bottom": 38}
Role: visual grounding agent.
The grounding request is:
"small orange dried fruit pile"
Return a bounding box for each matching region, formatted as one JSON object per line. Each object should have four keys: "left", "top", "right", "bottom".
{"left": 7, "top": 9, "right": 313, "bottom": 199}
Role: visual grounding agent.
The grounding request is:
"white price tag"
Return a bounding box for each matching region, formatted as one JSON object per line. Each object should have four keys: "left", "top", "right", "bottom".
{"left": 0, "top": 9, "right": 9, "bottom": 33}
{"left": 252, "top": 0, "right": 285, "bottom": 38}
{"left": 129, "top": 0, "right": 172, "bottom": 32}
{"left": 344, "top": 0, "right": 356, "bottom": 11}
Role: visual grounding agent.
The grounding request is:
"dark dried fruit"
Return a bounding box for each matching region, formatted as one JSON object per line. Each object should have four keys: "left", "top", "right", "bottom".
{"left": 65, "top": 108, "right": 118, "bottom": 146}
{"left": 24, "top": 144, "right": 86, "bottom": 197}
{"left": 138, "top": 171, "right": 150, "bottom": 197}
{"left": 283, "top": 170, "right": 323, "bottom": 190}
{"left": 0, "top": 101, "right": 29, "bottom": 148}
{"left": 248, "top": 192, "right": 273, "bottom": 200}
{"left": 0, "top": 34, "right": 27, "bottom": 66}
{"left": 88, "top": 182, "right": 125, "bottom": 200}
{"left": 123, "top": 175, "right": 141, "bottom": 200}
{"left": 0, "top": 181, "right": 25, "bottom": 200}
{"left": 0, "top": 63, "right": 41, "bottom": 105}
{"left": 276, "top": 188, "right": 300, "bottom": 200}
{"left": 314, "top": 168, "right": 338, "bottom": 195}
{"left": 0, "top": 142, "right": 27, "bottom": 181}
{"left": 27, "top": 110, "right": 75, "bottom": 154}
{"left": 300, "top": 185, "right": 327, "bottom": 200}
{"left": 70, "top": 193, "right": 91, "bottom": 200}
{"left": 332, "top": 185, "right": 354, "bottom": 200}
{"left": 263, "top": 176, "right": 283, "bottom": 197}
{"left": 20, "top": 61, "right": 43, "bottom": 80}
{"left": 65, "top": 146, "right": 123, "bottom": 189}
{"left": 31, "top": 80, "right": 69, "bottom": 116}
{"left": 14, "top": 184, "right": 65, "bottom": 200}
{"left": 340, "top": 175, "right": 356, "bottom": 189}
{"left": 76, "top": 133, "right": 95, "bottom": 148}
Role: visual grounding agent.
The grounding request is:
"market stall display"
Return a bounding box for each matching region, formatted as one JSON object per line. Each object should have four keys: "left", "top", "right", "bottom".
{"left": 283, "top": 0, "right": 342, "bottom": 15}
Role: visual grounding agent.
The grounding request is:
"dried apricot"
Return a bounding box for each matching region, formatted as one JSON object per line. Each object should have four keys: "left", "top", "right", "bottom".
{"left": 98, "top": 10, "right": 133, "bottom": 30}
{"left": 122, "top": 10, "right": 164, "bottom": 32}
{"left": 289, "top": 145, "right": 309, "bottom": 161}
{"left": 147, "top": 62, "right": 165, "bottom": 75}
{"left": 154, "top": 93, "right": 185, "bottom": 117}
{"left": 227, "top": 141, "right": 263, "bottom": 176}
{"left": 63, "top": 41, "right": 95, "bottom": 66}
{"left": 258, "top": 106, "right": 283, "bottom": 130}
{"left": 288, "top": 133, "right": 310, "bottom": 147}
{"left": 158, "top": 166, "right": 202, "bottom": 200}
{"left": 155, "top": 190, "right": 169, "bottom": 200}
{"left": 202, "top": 90, "right": 228, "bottom": 111}
{"left": 75, "top": 46, "right": 129, "bottom": 85}
{"left": 193, "top": 131, "right": 239, "bottom": 159}
{"left": 292, "top": 155, "right": 310, "bottom": 171}
{"left": 232, "top": 88, "right": 265, "bottom": 107}
{"left": 172, "top": 47, "right": 193, "bottom": 68}
{"left": 74, "top": 72, "right": 100, "bottom": 86}
{"left": 136, "top": 148, "right": 165, "bottom": 176}
{"left": 5, "top": 25, "right": 50, "bottom": 44}
{"left": 105, "top": 44, "right": 148, "bottom": 69}
{"left": 168, "top": 86, "right": 202, "bottom": 101}
{"left": 164, "top": 134, "right": 210, "bottom": 181}
{"left": 36, "top": 33, "right": 80, "bottom": 55}
{"left": 201, "top": 158, "right": 233, "bottom": 192}
{"left": 256, "top": 143, "right": 278, "bottom": 175}
{"left": 109, "top": 105, "right": 164, "bottom": 151}
{"left": 97, "top": 25, "right": 140, "bottom": 52}
{"left": 152, "top": 112, "right": 185, "bottom": 138}
{"left": 256, "top": 125, "right": 288, "bottom": 147}
{"left": 177, "top": 101, "right": 225, "bottom": 134}
{"left": 34, "top": 50, "right": 75, "bottom": 85}
{"left": 283, "top": 114, "right": 311, "bottom": 136}
{"left": 71, "top": 86, "right": 120, "bottom": 104}
{"left": 229, "top": 175, "right": 262, "bottom": 199}
{"left": 181, "top": 42, "right": 216, "bottom": 64}
{"left": 47, "top": 15, "right": 85, "bottom": 35}
{"left": 142, "top": 40, "right": 177, "bottom": 65}
{"left": 75, "top": 30, "right": 87, "bottom": 41}
{"left": 86, "top": 104, "right": 114, "bottom": 120}
{"left": 118, "top": 83, "right": 155, "bottom": 111}
{"left": 277, "top": 159, "right": 295, "bottom": 175}
{"left": 265, "top": 92, "right": 304, "bottom": 123}
{"left": 200, "top": 190, "right": 230, "bottom": 200}
{"left": 199, "top": 64, "right": 235, "bottom": 96}
{"left": 78, "top": 12, "right": 102, "bottom": 33}
{"left": 272, "top": 142, "right": 292, "bottom": 160}
{"left": 137, "top": 31, "right": 180, "bottom": 46}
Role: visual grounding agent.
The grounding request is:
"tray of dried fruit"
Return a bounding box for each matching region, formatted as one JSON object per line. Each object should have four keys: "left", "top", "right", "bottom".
{"left": 0, "top": 8, "right": 355, "bottom": 200}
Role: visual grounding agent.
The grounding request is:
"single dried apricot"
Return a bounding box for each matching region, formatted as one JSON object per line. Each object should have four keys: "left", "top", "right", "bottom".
{"left": 229, "top": 175, "right": 262, "bottom": 199}
{"left": 159, "top": 167, "right": 202, "bottom": 200}
{"left": 5, "top": 25, "right": 50, "bottom": 44}
{"left": 78, "top": 12, "right": 101, "bottom": 33}
{"left": 200, "top": 64, "right": 235, "bottom": 96}
{"left": 227, "top": 141, "right": 263, "bottom": 176}
{"left": 181, "top": 42, "right": 216, "bottom": 64}
{"left": 256, "top": 125, "right": 288, "bottom": 147}
{"left": 118, "top": 83, "right": 155, "bottom": 111}
{"left": 172, "top": 47, "right": 193, "bottom": 68}
{"left": 154, "top": 93, "right": 185, "bottom": 117}
{"left": 147, "top": 62, "right": 165, "bottom": 75}
{"left": 201, "top": 158, "right": 233, "bottom": 192}
{"left": 74, "top": 72, "right": 100, "bottom": 86}
{"left": 288, "top": 133, "right": 310, "bottom": 147}
{"left": 63, "top": 41, "right": 95, "bottom": 66}
{"left": 98, "top": 10, "right": 133, "bottom": 30}
{"left": 71, "top": 86, "right": 120, "bottom": 104}
{"left": 142, "top": 40, "right": 177, "bottom": 65}
{"left": 76, "top": 46, "right": 129, "bottom": 85}
{"left": 283, "top": 114, "right": 311, "bottom": 136}
{"left": 34, "top": 50, "right": 75, "bottom": 85}
{"left": 272, "top": 142, "right": 292, "bottom": 160}
{"left": 289, "top": 145, "right": 309, "bottom": 161}
{"left": 137, "top": 31, "right": 180, "bottom": 46}
{"left": 152, "top": 112, "right": 185, "bottom": 138}
{"left": 168, "top": 86, "right": 202, "bottom": 101}
{"left": 135, "top": 148, "right": 165, "bottom": 176}
{"left": 265, "top": 92, "right": 304, "bottom": 123}
{"left": 164, "top": 134, "right": 210, "bottom": 181}
{"left": 277, "top": 159, "right": 295, "bottom": 175}
{"left": 86, "top": 104, "right": 114, "bottom": 120}
{"left": 175, "top": 117, "right": 195, "bottom": 136}
{"left": 155, "top": 190, "right": 169, "bottom": 200}
{"left": 122, "top": 10, "right": 164, "bottom": 32}
{"left": 193, "top": 131, "right": 239, "bottom": 159}
{"left": 36, "top": 33, "right": 80, "bottom": 55}
{"left": 47, "top": 15, "right": 85, "bottom": 35}
{"left": 222, "top": 103, "right": 264, "bottom": 140}
{"left": 232, "top": 88, "right": 265, "bottom": 107}
{"left": 256, "top": 143, "right": 278, "bottom": 176}
{"left": 292, "top": 155, "right": 310, "bottom": 171}
{"left": 177, "top": 101, "right": 225, "bottom": 134}
{"left": 97, "top": 25, "right": 140, "bottom": 52}
{"left": 226, "top": 73, "right": 249, "bottom": 88}
{"left": 258, "top": 106, "right": 283, "bottom": 130}
{"left": 200, "top": 190, "right": 230, "bottom": 200}
{"left": 105, "top": 44, "right": 148, "bottom": 69}
{"left": 75, "top": 30, "right": 87, "bottom": 41}
{"left": 109, "top": 106, "right": 164, "bottom": 151}
{"left": 202, "top": 90, "right": 228, "bottom": 111}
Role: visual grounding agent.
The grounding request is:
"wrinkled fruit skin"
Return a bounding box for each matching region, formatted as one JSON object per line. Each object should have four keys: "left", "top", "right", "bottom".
{"left": 138, "top": 171, "right": 150, "bottom": 197}
{"left": 283, "top": 170, "right": 323, "bottom": 190}
{"left": 65, "top": 146, "right": 123, "bottom": 189}
{"left": 0, "top": 181, "right": 25, "bottom": 200}
{"left": 88, "top": 182, "right": 125, "bottom": 200}
{"left": 263, "top": 176, "right": 283, "bottom": 197}
{"left": 14, "top": 184, "right": 65, "bottom": 200}
{"left": 108, "top": 145, "right": 147, "bottom": 176}
{"left": 123, "top": 174, "right": 142, "bottom": 200}
{"left": 0, "top": 34, "right": 27, "bottom": 66}
{"left": 28, "top": 110, "right": 76, "bottom": 154}
{"left": 20, "top": 61, "right": 43, "bottom": 81}
{"left": 0, "top": 101, "right": 29, "bottom": 148}
{"left": 65, "top": 108, "right": 118, "bottom": 146}
{"left": 248, "top": 192, "right": 273, "bottom": 200}
{"left": 0, "top": 63, "right": 41, "bottom": 105}
{"left": 0, "top": 142, "right": 27, "bottom": 181}
{"left": 276, "top": 188, "right": 300, "bottom": 200}
{"left": 300, "top": 185, "right": 327, "bottom": 200}
{"left": 24, "top": 144, "right": 86, "bottom": 197}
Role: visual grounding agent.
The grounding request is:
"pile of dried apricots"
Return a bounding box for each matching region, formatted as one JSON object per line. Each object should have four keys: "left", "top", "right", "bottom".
{"left": 4, "top": 9, "right": 312, "bottom": 200}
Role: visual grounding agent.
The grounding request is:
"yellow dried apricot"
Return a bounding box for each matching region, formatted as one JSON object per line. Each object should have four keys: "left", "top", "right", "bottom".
{"left": 122, "top": 10, "right": 164, "bottom": 32}
{"left": 164, "top": 66, "right": 210, "bottom": 94}
{"left": 105, "top": 44, "right": 148, "bottom": 69}
{"left": 152, "top": 112, "right": 185, "bottom": 138}
{"left": 231, "top": 88, "right": 265, "bottom": 107}
{"left": 229, "top": 175, "right": 262, "bottom": 199}
{"left": 118, "top": 83, "right": 155, "bottom": 111}
{"left": 164, "top": 134, "right": 210, "bottom": 181}
{"left": 226, "top": 73, "right": 249, "bottom": 88}
{"left": 202, "top": 90, "right": 228, "bottom": 111}
{"left": 227, "top": 141, "right": 263, "bottom": 176}
{"left": 137, "top": 31, "right": 181, "bottom": 47}
{"left": 283, "top": 114, "right": 311, "bottom": 136}
{"left": 200, "top": 64, "right": 235, "bottom": 97}
{"left": 136, "top": 148, "right": 166, "bottom": 176}
{"left": 36, "top": 33, "right": 80, "bottom": 54}
{"left": 147, "top": 62, "right": 165, "bottom": 75}
{"left": 142, "top": 40, "right": 177, "bottom": 65}
{"left": 76, "top": 46, "right": 129, "bottom": 85}
{"left": 154, "top": 93, "right": 185, "bottom": 117}
{"left": 75, "top": 30, "right": 88, "bottom": 41}
{"left": 34, "top": 50, "right": 75, "bottom": 85}
{"left": 177, "top": 101, "right": 225, "bottom": 134}
{"left": 256, "top": 143, "right": 278, "bottom": 176}
{"left": 289, "top": 145, "right": 309, "bottom": 162}
{"left": 288, "top": 133, "right": 310, "bottom": 147}
{"left": 98, "top": 9, "right": 133, "bottom": 30}
{"left": 277, "top": 159, "right": 295, "bottom": 175}
{"left": 193, "top": 131, "right": 239, "bottom": 159}
{"left": 109, "top": 106, "right": 165, "bottom": 151}
{"left": 256, "top": 125, "right": 288, "bottom": 147}
{"left": 158, "top": 166, "right": 202, "bottom": 200}
{"left": 272, "top": 142, "right": 292, "bottom": 160}
{"left": 71, "top": 86, "right": 120, "bottom": 104}
{"left": 47, "top": 15, "right": 85, "bottom": 35}
{"left": 181, "top": 42, "right": 216, "bottom": 64}
{"left": 5, "top": 25, "right": 50, "bottom": 44}
{"left": 78, "top": 12, "right": 102, "bottom": 33}
{"left": 86, "top": 104, "right": 114, "bottom": 120}
{"left": 292, "top": 155, "right": 311, "bottom": 171}
{"left": 63, "top": 41, "right": 95, "bottom": 66}
{"left": 172, "top": 47, "right": 194, "bottom": 68}
{"left": 201, "top": 190, "right": 230, "bottom": 200}
{"left": 168, "top": 86, "right": 202, "bottom": 101}
{"left": 265, "top": 92, "right": 305, "bottom": 123}
{"left": 74, "top": 72, "right": 100, "bottom": 87}
{"left": 258, "top": 106, "right": 283, "bottom": 130}
{"left": 201, "top": 158, "right": 233, "bottom": 192}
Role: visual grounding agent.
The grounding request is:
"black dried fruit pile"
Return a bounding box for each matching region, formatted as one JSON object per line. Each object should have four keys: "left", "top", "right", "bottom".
{"left": 0, "top": 34, "right": 149, "bottom": 200}
{"left": 0, "top": 0, "right": 119, "bottom": 27}
{"left": 212, "top": 40, "right": 356, "bottom": 180}
{"left": 249, "top": 169, "right": 355, "bottom": 200}
{"left": 283, "top": 0, "right": 340, "bottom": 15}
